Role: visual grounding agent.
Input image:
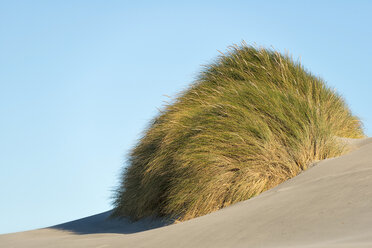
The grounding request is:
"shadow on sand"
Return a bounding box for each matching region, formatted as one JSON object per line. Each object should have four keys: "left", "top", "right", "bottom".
{"left": 50, "top": 210, "right": 172, "bottom": 235}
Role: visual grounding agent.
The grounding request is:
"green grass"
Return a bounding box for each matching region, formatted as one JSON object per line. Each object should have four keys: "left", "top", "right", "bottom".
{"left": 112, "top": 42, "right": 364, "bottom": 221}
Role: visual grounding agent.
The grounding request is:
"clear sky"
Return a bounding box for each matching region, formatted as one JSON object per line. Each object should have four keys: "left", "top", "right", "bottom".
{"left": 0, "top": 0, "right": 371, "bottom": 234}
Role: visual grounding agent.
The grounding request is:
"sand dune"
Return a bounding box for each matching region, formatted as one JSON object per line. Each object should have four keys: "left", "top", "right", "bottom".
{"left": 1, "top": 138, "right": 372, "bottom": 248}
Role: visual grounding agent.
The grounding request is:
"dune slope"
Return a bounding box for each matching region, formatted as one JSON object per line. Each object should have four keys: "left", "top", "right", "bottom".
{"left": 1, "top": 138, "right": 372, "bottom": 248}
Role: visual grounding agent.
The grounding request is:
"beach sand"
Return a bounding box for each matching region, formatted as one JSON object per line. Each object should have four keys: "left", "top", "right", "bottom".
{"left": 1, "top": 138, "right": 372, "bottom": 248}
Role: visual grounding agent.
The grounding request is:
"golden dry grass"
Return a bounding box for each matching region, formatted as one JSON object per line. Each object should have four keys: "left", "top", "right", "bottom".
{"left": 113, "top": 43, "right": 364, "bottom": 221}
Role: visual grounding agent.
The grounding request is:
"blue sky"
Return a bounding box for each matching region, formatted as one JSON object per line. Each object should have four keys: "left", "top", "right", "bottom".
{"left": 0, "top": 0, "right": 371, "bottom": 234}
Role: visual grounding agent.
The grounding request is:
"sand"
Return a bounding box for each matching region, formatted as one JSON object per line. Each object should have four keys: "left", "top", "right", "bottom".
{"left": 1, "top": 138, "right": 372, "bottom": 248}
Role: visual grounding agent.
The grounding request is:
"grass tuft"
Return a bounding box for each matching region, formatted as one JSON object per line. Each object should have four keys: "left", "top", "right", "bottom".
{"left": 112, "top": 43, "right": 364, "bottom": 221}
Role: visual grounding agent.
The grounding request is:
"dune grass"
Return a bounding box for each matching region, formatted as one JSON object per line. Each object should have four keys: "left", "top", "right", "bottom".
{"left": 113, "top": 43, "right": 364, "bottom": 221}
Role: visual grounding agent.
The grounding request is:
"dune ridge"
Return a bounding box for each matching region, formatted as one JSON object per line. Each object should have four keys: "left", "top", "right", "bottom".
{"left": 1, "top": 137, "right": 372, "bottom": 248}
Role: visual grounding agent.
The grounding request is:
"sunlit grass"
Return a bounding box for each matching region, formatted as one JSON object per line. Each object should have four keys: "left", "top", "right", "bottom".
{"left": 113, "top": 42, "right": 364, "bottom": 221}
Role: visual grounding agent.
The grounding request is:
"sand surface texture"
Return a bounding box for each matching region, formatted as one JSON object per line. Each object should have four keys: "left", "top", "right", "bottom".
{"left": 1, "top": 138, "right": 372, "bottom": 248}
